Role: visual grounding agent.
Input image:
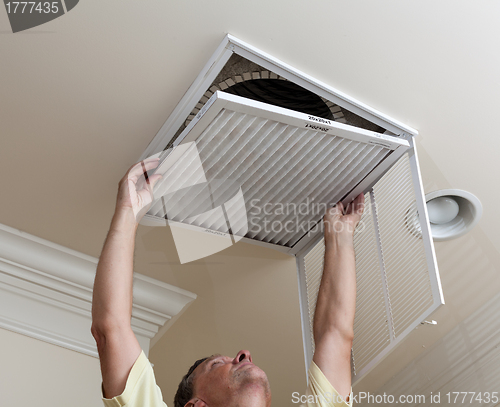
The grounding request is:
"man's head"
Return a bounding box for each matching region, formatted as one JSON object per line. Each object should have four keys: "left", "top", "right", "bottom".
{"left": 174, "top": 350, "right": 271, "bottom": 407}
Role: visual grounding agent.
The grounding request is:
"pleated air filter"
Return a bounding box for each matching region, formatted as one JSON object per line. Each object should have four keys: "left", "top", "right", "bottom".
{"left": 140, "top": 91, "right": 410, "bottom": 259}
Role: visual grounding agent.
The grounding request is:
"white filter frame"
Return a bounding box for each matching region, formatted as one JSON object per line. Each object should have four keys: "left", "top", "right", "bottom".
{"left": 140, "top": 91, "right": 410, "bottom": 255}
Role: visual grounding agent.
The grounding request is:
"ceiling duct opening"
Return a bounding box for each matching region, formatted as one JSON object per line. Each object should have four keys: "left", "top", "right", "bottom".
{"left": 223, "top": 79, "right": 335, "bottom": 120}
{"left": 166, "top": 54, "right": 385, "bottom": 151}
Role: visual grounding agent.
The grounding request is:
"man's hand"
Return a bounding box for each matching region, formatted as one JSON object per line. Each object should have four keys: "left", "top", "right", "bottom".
{"left": 323, "top": 193, "right": 365, "bottom": 243}
{"left": 115, "top": 157, "right": 162, "bottom": 224}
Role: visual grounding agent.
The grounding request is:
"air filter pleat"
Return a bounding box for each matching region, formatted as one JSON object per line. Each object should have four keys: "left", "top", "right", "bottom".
{"left": 148, "top": 142, "right": 205, "bottom": 217}
{"left": 264, "top": 144, "right": 374, "bottom": 242}
{"left": 216, "top": 129, "right": 321, "bottom": 235}
{"left": 152, "top": 112, "right": 260, "bottom": 221}
{"left": 200, "top": 119, "right": 285, "bottom": 184}
{"left": 172, "top": 117, "right": 301, "bottom": 227}
{"left": 196, "top": 109, "right": 239, "bottom": 146}
{"left": 198, "top": 124, "right": 305, "bottom": 231}
{"left": 248, "top": 140, "right": 362, "bottom": 241}
{"left": 247, "top": 142, "right": 388, "bottom": 246}
{"left": 177, "top": 116, "right": 273, "bottom": 225}
{"left": 241, "top": 133, "right": 340, "bottom": 231}
{"left": 222, "top": 133, "right": 339, "bottom": 238}
{"left": 215, "top": 131, "right": 332, "bottom": 234}
{"left": 148, "top": 110, "right": 238, "bottom": 217}
{"left": 184, "top": 121, "right": 292, "bottom": 230}
{"left": 275, "top": 147, "right": 390, "bottom": 246}
{"left": 232, "top": 135, "right": 347, "bottom": 238}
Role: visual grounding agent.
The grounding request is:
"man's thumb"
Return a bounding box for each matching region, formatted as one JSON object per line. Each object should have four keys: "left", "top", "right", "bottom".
{"left": 149, "top": 174, "right": 163, "bottom": 189}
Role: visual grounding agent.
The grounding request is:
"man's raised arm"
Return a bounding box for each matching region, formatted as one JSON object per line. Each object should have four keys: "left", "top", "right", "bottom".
{"left": 312, "top": 193, "right": 364, "bottom": 400}
{"left": 91, "top": 158, "right": 162, "bottom": 399}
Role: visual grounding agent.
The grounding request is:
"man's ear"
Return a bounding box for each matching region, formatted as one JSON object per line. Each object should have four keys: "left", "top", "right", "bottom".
{"left": 185, "top": 398, "right": 208, "bottom": 407}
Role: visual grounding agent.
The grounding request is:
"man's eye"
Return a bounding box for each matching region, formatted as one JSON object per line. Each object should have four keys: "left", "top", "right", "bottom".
{"left": 212, "top": 360, "right": 223, "bottom": 367}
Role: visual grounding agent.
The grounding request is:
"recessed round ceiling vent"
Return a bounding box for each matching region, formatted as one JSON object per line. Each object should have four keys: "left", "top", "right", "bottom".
{"left": 405, "top": 189, "right": 483, "bottom": 241}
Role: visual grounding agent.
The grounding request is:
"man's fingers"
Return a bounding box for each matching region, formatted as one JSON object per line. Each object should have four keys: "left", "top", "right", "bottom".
{"left": 335, "top": 201, "right": 344, "bottom": 215}
{"left": 148, "top": 174, "right": 163, "bottom": 189}
{"left": 354, "top": 193, "right": 365, "bottom": 215}
{"left": 344, "top": 194, "right": 365, "bottom": 216}
{"left": 323, "top": 202, "right": 343, "bottom": 236}
{"left": 127, "top": 159, "right": 160, "bottom": 182}
{"left": 135, "top": 174, "right": 162, "bottom": 207}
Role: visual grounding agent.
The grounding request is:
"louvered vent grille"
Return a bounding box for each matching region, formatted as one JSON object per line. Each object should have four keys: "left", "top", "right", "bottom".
{"left": 302, "top": 192, "right": 391, "bottom": 375}
{"left": 303, "top": 236, "right": 326, "bottom": 357}
{"left": 145, "top": 92, "right": 408, "bottom": 250}
{"left": 301, "top": 152, "right": 438, "bottom": 382}
{"left": 372, "top": 154, "right": 434, "bottom": 337}
{"left": 352, "top": 193, "right": 392, "bottom": 373}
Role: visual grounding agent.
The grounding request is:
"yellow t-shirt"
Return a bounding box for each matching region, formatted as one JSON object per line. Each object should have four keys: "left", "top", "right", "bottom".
{"left": 306, "top": 361, "right": 352, "bottom": 407}
{"left": 102, "top": 351, "right": 352, "bottom": 406}
{"left": 102, "top": 351, "right": 166, "bottom": 407}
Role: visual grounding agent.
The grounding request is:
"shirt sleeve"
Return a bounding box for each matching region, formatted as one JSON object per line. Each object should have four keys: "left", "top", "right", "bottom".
{"left": 306, "top": 361, "right": 353, "bottom": 407}
{"left": 102, "top": 351, "right": 167, "bottom": 407}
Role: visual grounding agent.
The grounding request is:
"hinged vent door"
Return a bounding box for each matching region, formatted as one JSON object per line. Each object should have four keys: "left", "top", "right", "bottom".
{"left": 296, "top": 148, "right": 444, "bottom": 384}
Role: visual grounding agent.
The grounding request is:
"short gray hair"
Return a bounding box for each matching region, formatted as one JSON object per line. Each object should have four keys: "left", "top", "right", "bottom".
{"left": 174, "top": 357, "right": 208, "bottom": 407}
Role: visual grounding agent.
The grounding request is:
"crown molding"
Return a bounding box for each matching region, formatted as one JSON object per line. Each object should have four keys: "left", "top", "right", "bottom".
{"left": 0, "top": 223, "right": 196, "bottom": 357}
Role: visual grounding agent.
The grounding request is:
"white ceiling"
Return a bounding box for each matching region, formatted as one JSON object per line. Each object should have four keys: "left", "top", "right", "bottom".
{"left": 1, "top": 1, "right": 499, "bottom": 405}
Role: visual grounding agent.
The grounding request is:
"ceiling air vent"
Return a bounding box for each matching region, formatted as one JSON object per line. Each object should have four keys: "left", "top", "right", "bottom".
{"left": 138, "top": 35, "right": 443, "bottom": 386}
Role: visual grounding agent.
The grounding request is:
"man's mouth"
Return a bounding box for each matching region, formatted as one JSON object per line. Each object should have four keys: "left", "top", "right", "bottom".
{"left": 235, "top": 362, "right": 253, "bottom": 371}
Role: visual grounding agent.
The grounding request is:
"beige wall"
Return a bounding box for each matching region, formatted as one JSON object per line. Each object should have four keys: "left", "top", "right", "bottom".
{"left": 0, "top": 328, "right": 102, "bottom": 407}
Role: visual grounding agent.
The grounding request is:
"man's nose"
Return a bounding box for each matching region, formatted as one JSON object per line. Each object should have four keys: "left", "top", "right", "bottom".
{"left": 233, "top": 350, "right": 252, "bottom": 364}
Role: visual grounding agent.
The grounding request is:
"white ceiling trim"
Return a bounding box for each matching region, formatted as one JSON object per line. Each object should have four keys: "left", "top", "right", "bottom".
{"left": 0, "top": 223, "right": 196, "bottom": 358}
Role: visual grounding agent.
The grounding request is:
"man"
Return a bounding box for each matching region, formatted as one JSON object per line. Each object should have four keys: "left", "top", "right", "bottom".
{"left": 91, "top": 158, "right": 364, "bottom": 407}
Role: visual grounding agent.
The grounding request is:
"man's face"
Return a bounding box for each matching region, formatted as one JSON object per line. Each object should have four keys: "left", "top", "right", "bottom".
{"left": 190, "top": 350, "right": 271, "bottom": 407}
